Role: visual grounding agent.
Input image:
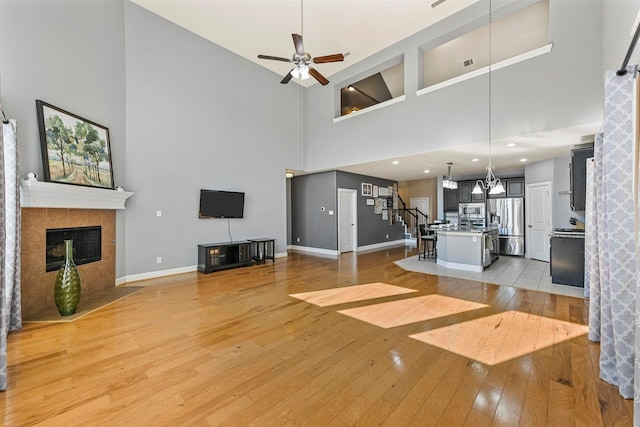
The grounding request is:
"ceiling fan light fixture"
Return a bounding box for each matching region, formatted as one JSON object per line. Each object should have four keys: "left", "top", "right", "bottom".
{"left": 299, "top": 64, "right": 310, "bottom": 79}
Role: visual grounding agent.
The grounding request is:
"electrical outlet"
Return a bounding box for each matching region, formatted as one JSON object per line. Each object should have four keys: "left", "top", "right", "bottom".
{"left": 296, "top": 237, "right": 300, "bottom": 242}
{"left": 156, "top": 210, "right": 162, "bottom": 217}
{"left": 156, "top": 256, "right": 162, "bottom": 264}
{"left": 386, "top": 234, "right": 389, "bottom": 239}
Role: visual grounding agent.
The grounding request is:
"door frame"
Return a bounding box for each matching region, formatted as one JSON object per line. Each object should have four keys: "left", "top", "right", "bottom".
{"left": 337, "top": 188, "right": 358, "bottom": 253}
{"left": 525, "top": 181, "right": 552, "bottom": 261}
{"left": 410, "top": 197, "right": 430, "bottom": 224}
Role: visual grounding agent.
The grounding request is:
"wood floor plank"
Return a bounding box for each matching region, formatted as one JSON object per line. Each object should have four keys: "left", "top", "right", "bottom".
{"left": 2, "top": 247, "right": 632, "bottom": 426}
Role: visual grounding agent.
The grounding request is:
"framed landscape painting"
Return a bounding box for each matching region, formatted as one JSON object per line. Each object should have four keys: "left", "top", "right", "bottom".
{"left": 36, "top": 100, "right": 114, "bottom": 189}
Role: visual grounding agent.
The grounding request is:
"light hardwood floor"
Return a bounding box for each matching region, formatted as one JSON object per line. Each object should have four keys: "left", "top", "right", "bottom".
{"left": 3, "top": 247, "right": 633, "bottom": 426}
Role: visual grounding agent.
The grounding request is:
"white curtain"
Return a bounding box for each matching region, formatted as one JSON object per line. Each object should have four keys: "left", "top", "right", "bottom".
{"left": 586, "top": 66, "right": 638, "bottom": 401}
{"left": 0, "top": 112, "right": 22, "bottom": 391}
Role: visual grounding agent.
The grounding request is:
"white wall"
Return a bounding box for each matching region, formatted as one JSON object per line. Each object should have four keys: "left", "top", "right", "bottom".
{"left": 303, "top": 0, "right": 603, "bottom": 175}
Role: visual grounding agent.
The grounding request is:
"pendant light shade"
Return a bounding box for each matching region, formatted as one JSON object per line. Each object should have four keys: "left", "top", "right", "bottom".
{"left": 443, "top": 162, "right": 457, "bottom": 190}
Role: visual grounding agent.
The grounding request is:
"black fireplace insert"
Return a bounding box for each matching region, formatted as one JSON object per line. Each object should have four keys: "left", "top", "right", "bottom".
{"left": 46, "top": 226, "right": 102, "bottom": 272}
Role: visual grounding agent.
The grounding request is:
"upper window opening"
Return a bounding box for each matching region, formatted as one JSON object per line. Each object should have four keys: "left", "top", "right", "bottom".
{"left": 339, "top": 60, "right": 404, "bottom": 117}
{"left": 422, "top": 0, "right": 549, "bottom": 88}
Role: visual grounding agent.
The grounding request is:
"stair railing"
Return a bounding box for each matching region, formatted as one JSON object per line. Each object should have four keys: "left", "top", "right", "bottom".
{"left": 396, "top": 195, "right": 429, "bottom": 244}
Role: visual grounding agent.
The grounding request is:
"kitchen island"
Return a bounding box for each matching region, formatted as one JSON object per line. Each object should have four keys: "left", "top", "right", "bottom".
{"left": 436, "top": 226, "right": 499, "bottom": 272}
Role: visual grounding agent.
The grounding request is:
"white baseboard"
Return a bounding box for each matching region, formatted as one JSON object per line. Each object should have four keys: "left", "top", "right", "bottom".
{"left": 288, "top": 245, "right": 339, "bottom": 257}
{"left": 357, "top": 239, "right": 408, "bottom": 252}
{"left": 436, "top": 259, "right": 483, "bottom": 272}
{"left": 117, "top": 265, "right": 197, "bottom": 285}
{"left": 116, "top": 253, "right": 289, "bottom": 286}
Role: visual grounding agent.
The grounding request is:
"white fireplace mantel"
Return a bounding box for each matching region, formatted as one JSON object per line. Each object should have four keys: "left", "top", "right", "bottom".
{"left": 20, "top": 180, "right": 134, "bottom": 210}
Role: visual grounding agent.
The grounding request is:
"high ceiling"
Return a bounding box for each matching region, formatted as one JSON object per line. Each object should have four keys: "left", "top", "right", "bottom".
{"left": 130, "top": 0, "right": 602, "bottom": 182}
{"left": 130, "top": 0, "right": 479, "bottom": 88}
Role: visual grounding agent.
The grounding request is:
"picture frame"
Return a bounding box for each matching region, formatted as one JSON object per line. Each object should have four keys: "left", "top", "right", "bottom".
{"left": 372, "top": 185, "right": 379, "bottom": 198}
{"left": 36, "top": 100, "right": 114, "bottom": 189}
{"left": 361, "top": 183, "right": 372, "bottom": 196}
{"left": 382, "top": 210, "right": 389, "bottom": 221}
{"left": 374, "top": 198, "right": 386, "bottom": 214}
{"left": 378, "top": 187, "right": 388, "bottom": 197}
{"left": 366, "top": 198, "right": 375, "bottom": 206}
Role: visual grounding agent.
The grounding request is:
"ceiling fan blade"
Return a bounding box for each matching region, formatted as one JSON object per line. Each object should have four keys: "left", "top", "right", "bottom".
{"left": 280, "top": 70, "right": 294, "bottom": 84}
{"left": 292, "top": 34, "right": 305, "bottom": 56}
{"left": 313, "top": 54, "right": 344, "bottom": 64}
{"left": 258, "top": 54, "right": 291, "bottom": 63}
{"left": 309, "top": 68, "right": 329, "bottom": 86}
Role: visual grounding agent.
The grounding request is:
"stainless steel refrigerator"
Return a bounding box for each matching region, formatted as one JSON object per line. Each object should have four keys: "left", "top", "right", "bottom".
{"left": 487, "top": 198, "right": 525, "bottom": 256}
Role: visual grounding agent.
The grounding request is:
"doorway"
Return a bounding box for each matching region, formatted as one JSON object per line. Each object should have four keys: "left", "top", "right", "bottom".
{"left": 525, "top": 182, "right": 551, "bottom": 262}
{"left": 338, "top": 188, "right": 357, "bottom": 253}
{"left": 410, "top": 197, "right": 430, "bottom": 224}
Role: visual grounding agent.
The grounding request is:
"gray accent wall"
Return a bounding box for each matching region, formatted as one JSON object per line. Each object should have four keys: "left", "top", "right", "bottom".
{"left": 290, "top": 170, "right": 404, "bottom": 251}
{"left": 290, "top": 172, "right": 338, "bottom": 250}
{"left": 335, "top": 171, "right": 405, "bottom": 246}
{"left": 123, "top": 2, "right": 299, "bottom": 275}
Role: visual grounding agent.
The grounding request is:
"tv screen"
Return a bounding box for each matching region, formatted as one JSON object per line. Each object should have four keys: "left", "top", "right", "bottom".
{"left": 199, "top": 189, "right": 245, "bottom": 218}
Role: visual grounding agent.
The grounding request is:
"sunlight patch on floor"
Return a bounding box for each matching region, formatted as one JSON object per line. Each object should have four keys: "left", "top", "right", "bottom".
{"left": 337, "top": 294, "right": 488, "bottom": 328}
{"left": 288, "top": 282, "right": 418, "bottom": 307}
{"left": 409, "top": 310, "right": 589, "bottom": 365}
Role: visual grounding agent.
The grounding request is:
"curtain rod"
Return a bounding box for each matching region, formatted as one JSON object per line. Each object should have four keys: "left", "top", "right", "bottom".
{"left": 617, "top": 21, "right": 640, "bottom": 76}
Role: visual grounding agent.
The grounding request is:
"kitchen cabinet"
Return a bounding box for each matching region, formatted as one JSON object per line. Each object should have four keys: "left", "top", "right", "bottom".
{"left": 506, "top": 178, "right": 525, "bottom": 197}
{"left": 459, "top": 181, "right": 485, "bottom": 203}
{"left": 444, "top": 188, "right": 459, "bottom": 212}
{"left": 458, "top": 181, "right": 472, "bottom": 203}
{"left": 570, "top": 144, "right": 594, "bottom": 211}
{"left": 487, "top": 177, "right": 525, "bottom": 198}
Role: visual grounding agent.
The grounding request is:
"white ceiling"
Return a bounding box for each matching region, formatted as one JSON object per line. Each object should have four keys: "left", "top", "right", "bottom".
{"left": 130, "top": 0, "right": 602, "bottom": 182}
{"left": 130, "top": 0, "right": 479, "bottom": 88}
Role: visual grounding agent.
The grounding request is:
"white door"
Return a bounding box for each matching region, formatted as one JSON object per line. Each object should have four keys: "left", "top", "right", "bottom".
{"left": 410, "top": 197, "right": 430, "bottom": 224}
{"left": 338, "top": 189, "right": 357, "bottom": 253}
{"left": 526, "top": 182, "right": 551, "bottom": 261}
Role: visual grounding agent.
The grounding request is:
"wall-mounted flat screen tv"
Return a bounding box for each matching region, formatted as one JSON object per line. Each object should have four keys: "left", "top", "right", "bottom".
{"left": 199, "top": 189, "right": 245, "bottom": 218}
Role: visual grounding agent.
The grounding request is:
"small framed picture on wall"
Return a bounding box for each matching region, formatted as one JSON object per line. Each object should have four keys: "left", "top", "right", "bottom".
{"left": 361, "top": 183, "right": 373, "bottom": 196}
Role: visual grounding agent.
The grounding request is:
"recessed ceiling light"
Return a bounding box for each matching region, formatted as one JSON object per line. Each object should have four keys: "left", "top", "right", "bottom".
{"left": 424, "top": 169, "right": 430, "bottom": 173}
{"left": 506, "top": 143, "right": 516, "bottom": 147}
{"left": 520, "top": 158, "right": 528, "bottom": 162}
{"left": 348, "top": 86, "right": 355, "bottom": 92}
{"left": 392, "top": 160, "right": 399, "bottom": 165}
{"left": 471, "top": 158, "right": 479, "bottom": 162}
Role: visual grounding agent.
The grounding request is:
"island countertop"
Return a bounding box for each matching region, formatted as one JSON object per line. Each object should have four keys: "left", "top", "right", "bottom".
{"left": 431, "top": 226, "right": 498, "bottom": 235}
{"left": 435, "top": 226, "right": 499, "bottom": 272}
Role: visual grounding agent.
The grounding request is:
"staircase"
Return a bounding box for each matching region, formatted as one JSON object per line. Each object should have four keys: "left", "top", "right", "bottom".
{"left": 397, "top": 195, "right": 428, "bottom": 244}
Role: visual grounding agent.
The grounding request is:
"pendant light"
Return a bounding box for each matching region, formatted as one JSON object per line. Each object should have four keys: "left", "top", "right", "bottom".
{"left": 443, "top": 162, "right": 458, "bottom": 190}
{"left": 473, "top": 0, "right": 505, "bottom": 196}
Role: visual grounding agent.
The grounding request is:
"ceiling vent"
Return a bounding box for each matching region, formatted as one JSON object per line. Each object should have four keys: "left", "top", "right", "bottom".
{"left": 431, "top": 0, "right": 447, "bottom": 8}
{"left": 459, "top": 58, "right": 474, "bottom": 69}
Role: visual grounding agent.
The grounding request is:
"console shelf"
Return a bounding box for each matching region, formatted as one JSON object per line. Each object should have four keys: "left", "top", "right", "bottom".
{"left": 197, "top": 241, "right": 252, "bottom": 274}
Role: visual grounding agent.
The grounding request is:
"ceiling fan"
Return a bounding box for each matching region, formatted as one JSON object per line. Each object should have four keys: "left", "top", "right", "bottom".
{"left": 258, "top": 33, "right": 346, "bottom": 86}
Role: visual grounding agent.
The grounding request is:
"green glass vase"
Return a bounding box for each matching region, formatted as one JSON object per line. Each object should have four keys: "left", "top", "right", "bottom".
{"left": 54, "top": 239, "right": 82, "bottom": 316}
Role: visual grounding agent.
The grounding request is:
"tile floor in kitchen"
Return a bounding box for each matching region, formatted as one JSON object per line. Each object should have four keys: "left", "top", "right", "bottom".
{"left": 394, "top": 254, "right": 585, "bottom": 298}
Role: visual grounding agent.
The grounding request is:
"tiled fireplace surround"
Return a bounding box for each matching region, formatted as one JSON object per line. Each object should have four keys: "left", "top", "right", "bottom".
{"left": 21, "top": 208, "right": 115, "bottom": 319}
{"left": 20, "top": 181, "right": 133, "bottom": 320}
